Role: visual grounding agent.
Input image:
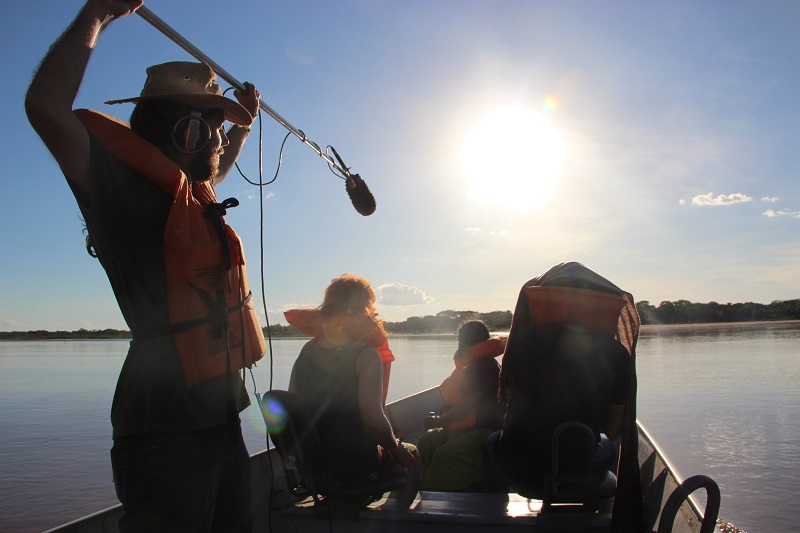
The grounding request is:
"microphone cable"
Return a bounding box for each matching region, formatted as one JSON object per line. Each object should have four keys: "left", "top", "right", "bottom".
{"left": 221, "top": 87, "right": 284, "bottom": 393}
{"left": 223, "top": 87, "right": 285, "bottom": 533}
{"left": 326, "top": 146, "right": 350, "bottom": 181}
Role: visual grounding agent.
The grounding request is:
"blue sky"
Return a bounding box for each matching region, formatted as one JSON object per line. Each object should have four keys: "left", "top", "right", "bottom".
{"left": 2, "top": 0, "right": 799, "bottom": 332}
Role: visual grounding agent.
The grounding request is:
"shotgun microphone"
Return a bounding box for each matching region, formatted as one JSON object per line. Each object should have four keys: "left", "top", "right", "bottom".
{"left": 330, "top": 146, "right": 375, "bottom": 216}
{"left": 346, "top": 174, "right": 376, "bottom": 216}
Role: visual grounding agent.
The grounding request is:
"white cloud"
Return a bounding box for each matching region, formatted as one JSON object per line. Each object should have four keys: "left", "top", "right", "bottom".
{"left": 691, "top": 192, "right": 752, "bottom": 206}
{"left": 247, "top": 190, "right": 274, "bottom": 202}
{"left": 762, "top": 196, "right": 780, "bottom": 203}
{"left": 764, "top": 209, "right": 800, "bottom": 218}
{"left": 377, "top": 283, "right": 434, "bottom": 306}
{"left": 285, "top": 46, "right": 315, "bottom": 66}
{"left": 464, "top": 227, "right": 509, "bottom": 237}
{"left": 2, "top": 318, "right": 24, "bottom": 330}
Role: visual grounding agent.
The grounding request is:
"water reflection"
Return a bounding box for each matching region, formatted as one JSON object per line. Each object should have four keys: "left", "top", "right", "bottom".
{"left": 636, "top": 321, "right": 800, "bottom": 533}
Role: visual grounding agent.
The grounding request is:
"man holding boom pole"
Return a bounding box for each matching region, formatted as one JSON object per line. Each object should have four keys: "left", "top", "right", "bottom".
{"left": 26, "top": 1, "right": 266, "bottom": 530}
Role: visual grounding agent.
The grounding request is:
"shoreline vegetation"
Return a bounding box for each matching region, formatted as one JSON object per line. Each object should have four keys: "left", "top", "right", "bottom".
{"left": 2, "top": 299, "right": 799, "bottom": 341}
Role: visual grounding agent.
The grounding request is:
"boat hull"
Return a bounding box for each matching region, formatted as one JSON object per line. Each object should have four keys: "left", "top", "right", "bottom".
{"left": 45, "top": 387, "right": 718, "bottom": 533}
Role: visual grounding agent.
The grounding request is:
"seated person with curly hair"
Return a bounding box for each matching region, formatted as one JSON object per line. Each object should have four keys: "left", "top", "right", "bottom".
{"left": 288, "top": 274, "right": 416, "bottom": 489}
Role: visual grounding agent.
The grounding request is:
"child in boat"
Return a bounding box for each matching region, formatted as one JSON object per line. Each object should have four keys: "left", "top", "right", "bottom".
{"left": 418, "top": 320, "right": 506, "bottom": 491}
{"left": 288, "top": 274, "right": 417, "bottom": 488}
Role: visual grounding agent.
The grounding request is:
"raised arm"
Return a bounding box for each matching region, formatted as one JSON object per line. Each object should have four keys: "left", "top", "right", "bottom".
{"left": 25, "top": 0, "right": 142, "bottom": 194}
{"left": 214, "top": 82, "right": 260, "bottom": 186}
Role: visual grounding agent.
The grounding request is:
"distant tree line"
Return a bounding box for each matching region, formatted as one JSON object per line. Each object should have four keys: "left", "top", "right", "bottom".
{"left": 2, "top": 300, "right": 799, "bottom": 340}
{"left": 635, "top": 299, "right": 800, "bottom": 325}
{"left": 0, "top": 310, "right": 514, "bottom": 340}
{"left": 383, "top": 310, "right": 513, "bottom": 334}
{"left": 0, "top": 328, "right": 132, "bottom": 340}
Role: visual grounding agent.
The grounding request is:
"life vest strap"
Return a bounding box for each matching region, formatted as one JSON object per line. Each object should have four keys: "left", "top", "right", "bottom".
{"left": 132, "top": 291, "right": 253, "bottom": 341}
{"left": 204, "top": 197, "right": 239, "bottom": 274}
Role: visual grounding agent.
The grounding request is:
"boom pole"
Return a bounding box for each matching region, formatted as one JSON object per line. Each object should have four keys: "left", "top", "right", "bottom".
{"left": 135, "top": 6, "right": 349, "bottom": 177}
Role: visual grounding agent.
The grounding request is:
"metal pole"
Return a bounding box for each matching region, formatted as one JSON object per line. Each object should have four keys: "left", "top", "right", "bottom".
{"left": 135, "top": 6, "right": 348, "bottom": 176}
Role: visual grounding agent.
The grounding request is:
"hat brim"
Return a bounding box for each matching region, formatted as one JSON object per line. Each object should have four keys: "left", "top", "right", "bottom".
{"left": 106, "top": 93, "right": 252, "bottom": 125}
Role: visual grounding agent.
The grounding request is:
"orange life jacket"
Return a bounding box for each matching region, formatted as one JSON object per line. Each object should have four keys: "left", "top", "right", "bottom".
{"left": 75, "top": 109, "right": 266, "bottom": 388}
{"left": 524, "top": 285, "right": 626, "bottom": 338}
{"left": 284, "top": 308, "right": 394, "bottom": 363}
{"left": 439, "top": 336, "right": 506, "bottom": 434}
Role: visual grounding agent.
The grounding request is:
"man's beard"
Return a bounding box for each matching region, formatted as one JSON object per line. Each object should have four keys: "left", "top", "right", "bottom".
{"left": 188, "top": 146, "right": 221, "bottom": 182}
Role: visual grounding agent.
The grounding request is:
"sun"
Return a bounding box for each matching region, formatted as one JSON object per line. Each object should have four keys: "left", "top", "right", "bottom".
{"left": 460, "top": 106, "right": 566, "bottom": 208}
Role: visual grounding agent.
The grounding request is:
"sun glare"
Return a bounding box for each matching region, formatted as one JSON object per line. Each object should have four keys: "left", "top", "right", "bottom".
{"left": 460, "top": 106, "right": 566, "bottom": 209}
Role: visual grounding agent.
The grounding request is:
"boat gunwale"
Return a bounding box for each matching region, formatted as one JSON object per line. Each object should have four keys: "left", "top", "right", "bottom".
{"left": 636, "top": 419, "right": 708, "bottom": 524}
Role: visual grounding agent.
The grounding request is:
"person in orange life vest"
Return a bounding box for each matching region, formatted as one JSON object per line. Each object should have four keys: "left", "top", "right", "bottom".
{"left": 25, "top": 2, "right": 265, "bottom": 531}
{"left": 284, "top": 307, "right": 395, "bottom": 404}
{"left": 288, "top": 274, "right": 416, "bottom": 487}
{"left": 417, "top": 320, "right": 505, "bottom": 491}
{"left": 437, "top": 334, "right": 507, "bottom": 433}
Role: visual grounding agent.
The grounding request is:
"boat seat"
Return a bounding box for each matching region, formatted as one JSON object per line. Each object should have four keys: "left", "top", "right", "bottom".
{"left": 513, "top": 422, "right": 616, "bottom": 514}
{"left": 263, "top": 390, "right": 409, "bottom": 511}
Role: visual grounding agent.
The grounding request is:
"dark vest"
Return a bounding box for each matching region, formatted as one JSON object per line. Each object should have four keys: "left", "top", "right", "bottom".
{"left": 292, "top": 340, "right": 380, "bottom": 484}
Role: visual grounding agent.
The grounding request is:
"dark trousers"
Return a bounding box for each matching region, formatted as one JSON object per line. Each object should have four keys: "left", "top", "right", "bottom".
{"left": 111, "top": 422, "right": 252, "bottom": 533}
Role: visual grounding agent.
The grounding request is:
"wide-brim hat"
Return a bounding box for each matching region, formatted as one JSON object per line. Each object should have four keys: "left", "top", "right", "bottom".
{"left": 105, "top": 61, "right": 252, "bottom": 125}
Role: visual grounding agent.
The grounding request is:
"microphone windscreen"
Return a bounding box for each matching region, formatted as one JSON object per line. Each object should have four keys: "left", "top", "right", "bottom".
{"left": 346, "top": 174, "right": 376, "bottom": 216}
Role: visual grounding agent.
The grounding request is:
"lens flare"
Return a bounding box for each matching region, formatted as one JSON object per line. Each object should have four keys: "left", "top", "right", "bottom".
{"left": 261, "top": 396, "right": 288, "bottom": 434}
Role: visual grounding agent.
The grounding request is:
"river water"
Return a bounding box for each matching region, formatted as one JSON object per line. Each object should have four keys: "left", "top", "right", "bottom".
{"left": 1, "top": 321, "right": 798, "bottom": 532}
